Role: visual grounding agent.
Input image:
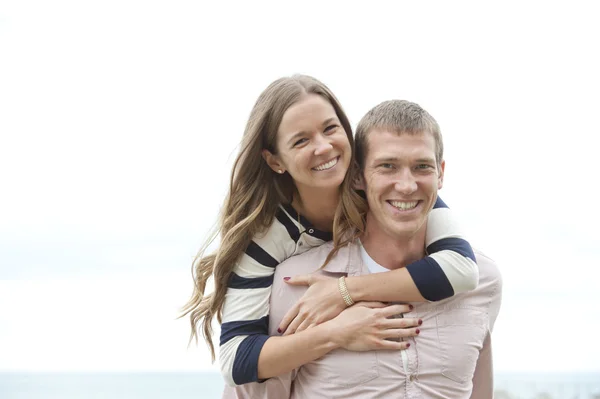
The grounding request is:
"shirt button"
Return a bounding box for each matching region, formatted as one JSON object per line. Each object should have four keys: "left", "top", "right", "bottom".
{"left": 409, "top": 374, "right": 416, "bottom": 382}
{"left": 298, "top": 242, "right": 303, "bottom": 246}
{"left": 308, "top": 228, "right": 314, "bottom": 234}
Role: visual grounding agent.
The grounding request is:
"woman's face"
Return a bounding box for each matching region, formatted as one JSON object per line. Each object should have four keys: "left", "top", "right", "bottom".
{"left": 265, "top": 94, "right": 352, "bottom": 193}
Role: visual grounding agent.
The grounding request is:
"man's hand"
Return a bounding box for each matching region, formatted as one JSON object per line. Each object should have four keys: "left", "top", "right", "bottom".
{"left": 278, "top": 273, "right": 345, "bottom": 335}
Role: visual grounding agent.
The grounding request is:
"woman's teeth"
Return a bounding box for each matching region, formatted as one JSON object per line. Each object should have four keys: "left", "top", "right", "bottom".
{"left": 313, "top": 157, "right": 338, "bottom": 171}
{"left": 390, "top": 201, "right": 418, "bottom": 210}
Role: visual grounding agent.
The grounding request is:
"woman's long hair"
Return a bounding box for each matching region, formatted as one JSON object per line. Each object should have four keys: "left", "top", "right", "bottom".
{"left": 180, "top": 75, "right": 355, "bottom": 361}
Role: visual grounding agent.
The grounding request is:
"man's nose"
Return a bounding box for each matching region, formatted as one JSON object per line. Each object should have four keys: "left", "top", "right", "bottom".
{"left": 314, "top": 136, "right": 333, "bottom": 156}
{"left": 394, "top": 170, "right": 418, "bottom": 194}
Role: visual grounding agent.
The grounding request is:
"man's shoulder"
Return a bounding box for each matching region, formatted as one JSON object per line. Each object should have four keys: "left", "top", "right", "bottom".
{"left": 473, "top": 249, "right": 503, "bottom": 289}
{"left": 275, "top": 241, "right": 336, "bottom": 275}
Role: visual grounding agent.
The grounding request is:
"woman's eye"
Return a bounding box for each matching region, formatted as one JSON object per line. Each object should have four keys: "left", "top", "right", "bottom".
{"left": 324, "top": 125, "right": 339, "bottom": 134}
{"left": 294, "top": 138, "right": 308, "bottom": 146}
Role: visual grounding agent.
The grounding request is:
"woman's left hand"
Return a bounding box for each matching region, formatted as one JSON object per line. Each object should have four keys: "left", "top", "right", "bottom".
{"left": 278, "top": 273, "right": 347, "bottom": 336}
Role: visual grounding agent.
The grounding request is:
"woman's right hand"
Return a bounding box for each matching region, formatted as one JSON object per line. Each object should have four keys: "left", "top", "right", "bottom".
{"left": 328, "top": 302, "right": 421, "bottom": 351}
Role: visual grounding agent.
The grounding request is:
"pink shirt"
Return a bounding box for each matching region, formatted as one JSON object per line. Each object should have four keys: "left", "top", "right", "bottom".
{"left": 223, "top": 241, "right": 502, "bottom": 399}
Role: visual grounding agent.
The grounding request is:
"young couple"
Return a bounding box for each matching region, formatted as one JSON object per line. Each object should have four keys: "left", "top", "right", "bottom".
{"left": 182, "top": 75, "right": 502, "bottom": 398}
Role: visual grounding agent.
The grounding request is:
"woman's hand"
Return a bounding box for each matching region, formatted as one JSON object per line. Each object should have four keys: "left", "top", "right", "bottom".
{"left": 329, "top": 302, "right": 421, "bottom": 351}
{"left": 278, "top": 274, "right": 346, "bottom": 336}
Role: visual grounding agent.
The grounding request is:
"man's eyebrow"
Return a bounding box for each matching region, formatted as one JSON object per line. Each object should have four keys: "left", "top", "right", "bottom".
{"left": 372, "top": 157, "right": 399, "bottom": 164}
{"left": 372, "top": 156, "right": 436, "bottom": 164}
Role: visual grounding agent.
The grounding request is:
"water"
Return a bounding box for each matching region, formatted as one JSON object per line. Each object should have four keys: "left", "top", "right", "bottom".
{"left": 0, "top": 372, "right": 598, "bottom": 399}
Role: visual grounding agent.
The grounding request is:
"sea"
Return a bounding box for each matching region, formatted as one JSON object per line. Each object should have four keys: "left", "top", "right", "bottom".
{"left": 0, "top": 372, "right": 599, "bottom": 399}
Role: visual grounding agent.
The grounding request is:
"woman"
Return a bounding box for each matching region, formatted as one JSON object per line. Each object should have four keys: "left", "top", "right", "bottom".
{"left": 181, "top": 75, "right": 478, "bottom": 386}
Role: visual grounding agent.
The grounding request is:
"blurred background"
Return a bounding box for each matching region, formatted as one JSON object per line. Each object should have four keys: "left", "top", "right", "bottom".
{"left": 1, "top": 1, "right": 599, "bottom": 398}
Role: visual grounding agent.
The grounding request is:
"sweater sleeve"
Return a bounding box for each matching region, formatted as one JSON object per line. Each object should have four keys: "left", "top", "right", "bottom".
{"left": 218, "top": 209, "right": 302, "bottom": 386}
{"left": 405, "top": 196, "right": 479, "bottom": 301}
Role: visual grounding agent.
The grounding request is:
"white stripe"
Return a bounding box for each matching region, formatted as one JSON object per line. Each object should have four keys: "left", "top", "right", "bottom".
{"left": 220, "top": 335, "right": 247, "bottom": 386}
{"left": 222, "top": 287, "right": 271, "bottom": 323}
{"left": 429, "top": 250, "right": 479, "bottom": 293}
{"left": 425, "top": 207, "right": 466, "bottom": 246}
{"left": 252, "top": 213, "right": 298, "bottom": 263}
{"left": 233, "top": 253, "right": 277, "bottom": 278}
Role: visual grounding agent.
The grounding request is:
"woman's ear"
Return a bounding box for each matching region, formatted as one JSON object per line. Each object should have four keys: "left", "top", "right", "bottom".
{"left": 262, "top": 149, "right": 285, "bottom": 174}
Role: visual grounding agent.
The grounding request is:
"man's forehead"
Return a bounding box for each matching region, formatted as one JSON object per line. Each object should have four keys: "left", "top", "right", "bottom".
{"left": 366, "top": 129, "right": 436, "bottom": 160}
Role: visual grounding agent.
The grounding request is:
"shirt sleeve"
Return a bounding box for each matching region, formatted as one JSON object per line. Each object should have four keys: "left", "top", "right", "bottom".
{"left": 470, "top": 332, "right": 494, "bottom": 399}
{"left": 219, "top": 209, "right": 300, "bottom": 386}
{"left": 405, "top": 196, "right": 479, "bottom": 301}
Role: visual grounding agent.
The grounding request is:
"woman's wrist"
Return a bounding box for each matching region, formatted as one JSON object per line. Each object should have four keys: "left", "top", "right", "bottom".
{"left": 343, "top": 276, "right": 367, "bottom": 303}
{"left": 316, "top": 320, "right": 343, "bottom": 350}
{"left": 337, "top": 276, "right": 355, "bottom": 307}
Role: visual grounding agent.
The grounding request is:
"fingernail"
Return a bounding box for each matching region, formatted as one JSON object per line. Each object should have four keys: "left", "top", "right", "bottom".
{"left": 418, "top": 319, "right": 423, "bottom": 326}
{"left": 277, "top": 328, "right": 282, "bottom": 333}
{"left": 283, "top": 277, "right": 290, "bottom": 281}
{"left": 406, "top": 343, "right": 411, "bottom": 348}
{"left": 409, "top": 304, "right": 414, "bottom": 310}
{"left": 416, "top": 329, "right": 420, "bottom": 335}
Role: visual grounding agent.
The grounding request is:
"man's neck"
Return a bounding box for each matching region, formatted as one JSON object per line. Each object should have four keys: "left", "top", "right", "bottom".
{"left": 360, "top": 214, "right": 427, "bottom": 270}
{"left": 292, "top": 186, "right": 339, "bottom": 232}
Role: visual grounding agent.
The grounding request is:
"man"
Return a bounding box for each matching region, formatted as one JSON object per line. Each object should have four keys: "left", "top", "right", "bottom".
{"left": 225, "top": 100, "right": 502, "bottom": 398}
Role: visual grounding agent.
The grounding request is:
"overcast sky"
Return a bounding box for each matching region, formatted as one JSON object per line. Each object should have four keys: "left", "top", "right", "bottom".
{"left": 1, "top": 0, "right": 599, "bottom": 373}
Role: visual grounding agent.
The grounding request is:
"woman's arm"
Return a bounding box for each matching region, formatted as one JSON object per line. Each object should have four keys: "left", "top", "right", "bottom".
{"left": 278, "top": 196, "right": 478, "bottom": 334}
{"left": 258, "top": 303, "right": 417, "bottom": 380}
{"left": 218, "top": 209, "right": 297, "bottom": 386}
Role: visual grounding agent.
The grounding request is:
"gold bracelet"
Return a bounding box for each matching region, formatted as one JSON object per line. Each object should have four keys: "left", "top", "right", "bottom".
{"left": 338, "top": 276, "right": 355, "bottom": 307}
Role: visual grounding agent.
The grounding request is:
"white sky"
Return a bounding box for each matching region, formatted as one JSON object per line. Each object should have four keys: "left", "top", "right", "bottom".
{"left": 1, "top": 0, "right": 599, "bottom": 373}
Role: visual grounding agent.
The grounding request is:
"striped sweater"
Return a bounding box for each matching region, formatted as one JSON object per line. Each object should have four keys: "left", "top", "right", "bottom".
{"left": 219, "top": 197, "right": 477, "bottom": 386}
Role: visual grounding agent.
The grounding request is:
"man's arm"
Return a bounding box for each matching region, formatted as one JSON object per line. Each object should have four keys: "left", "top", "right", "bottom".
{"left": 470, "top": 332, "right": 494, "bottom": 399}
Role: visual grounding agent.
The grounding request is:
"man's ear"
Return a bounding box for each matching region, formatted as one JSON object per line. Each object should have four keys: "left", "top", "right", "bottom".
{"left": 437, "top": 160, "right": 445, "bottom": 189}
{"left": 353, "top": 172, "right": 366, "bottom": 191}
{"left": 262, "top": 149, "right": 285, "bottom": 174}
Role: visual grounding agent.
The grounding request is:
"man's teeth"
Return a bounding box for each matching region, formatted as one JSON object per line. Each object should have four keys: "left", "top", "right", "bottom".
{"left": 313, "top": 157, "right": 338, "bottom": 171}
{"left": 390, "top": 201, "right": 418, "bottom": 210}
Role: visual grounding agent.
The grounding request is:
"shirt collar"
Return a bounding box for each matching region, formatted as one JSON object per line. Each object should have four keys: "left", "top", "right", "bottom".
{"left": 321, "top": 240, "right": 367, "bottom": 276}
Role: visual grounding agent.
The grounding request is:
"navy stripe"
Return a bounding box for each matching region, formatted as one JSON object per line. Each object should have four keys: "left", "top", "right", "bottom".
{"left": 245, "top": 241, "right": 278, "bottom": 268}
{"left": 281, "top": 203, "right": 333, "bottom": 242}
{"left": 227, "top": 272, "right": 274, "bottom": 289}
{"left": 427, "top": 237, "right": 476, "bottom": 262}
{"left": 220, "top": 316, "right": 269, "bottom": 346}
{"left": 275, "top": 208, "right": 301, "bottom": 242}
{"left": 232, "top": 334, "right": 270, "bottom": 385}
{"left": 433, "top": 195, "right": 448, "bottom": 209}
{"left": 406, "top": 257, "right": 455, "bottom": 301}
{"left": 307, "top": 228, "right": 333, "bottom": 242}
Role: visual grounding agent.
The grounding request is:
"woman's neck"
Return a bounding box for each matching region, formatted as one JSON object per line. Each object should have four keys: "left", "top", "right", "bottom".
{"left": 292, "top": 186, "right": 340, "bottom": 232}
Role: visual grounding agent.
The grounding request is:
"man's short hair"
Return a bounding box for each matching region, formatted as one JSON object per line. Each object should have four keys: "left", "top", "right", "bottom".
{"left": 355, "top": 100, "right": 444, "bottom": 170}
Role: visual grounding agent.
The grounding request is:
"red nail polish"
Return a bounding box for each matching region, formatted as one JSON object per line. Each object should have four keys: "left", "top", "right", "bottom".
{"left": 418, "top": 319, "right": 423, "bottom": 326}
{"left": 406, "top": 343, "right": 411, "bottom": 348}
{"left": 283, "top": 277, "right": 290, "bottom": 281}
{"left": 409, "top": 304, "right": 414, "bottom": 310}
{"left": 277, "top": 328, "right": 282, "bottom": 333}
{"left": 416, "top": 329, "right": 420, "bottom": 334}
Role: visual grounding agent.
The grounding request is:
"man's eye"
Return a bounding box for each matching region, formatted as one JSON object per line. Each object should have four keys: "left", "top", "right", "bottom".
{"left": 416, "top": 164, "right": 433, "bottom": 170}
{"left": 380, "top": 163, "right": 394, "bottom": 169}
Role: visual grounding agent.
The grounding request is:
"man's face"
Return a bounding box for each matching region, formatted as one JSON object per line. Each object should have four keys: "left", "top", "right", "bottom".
{"left": 360, "top": 129, "right": 445, "bottom": 240}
